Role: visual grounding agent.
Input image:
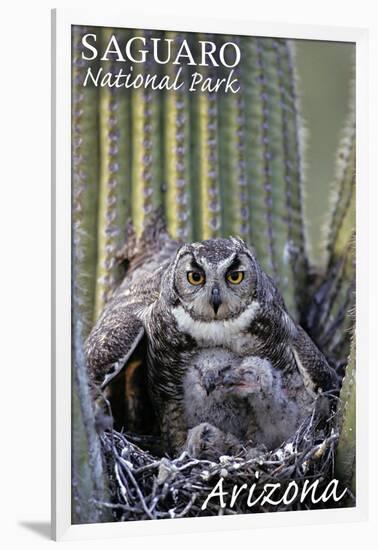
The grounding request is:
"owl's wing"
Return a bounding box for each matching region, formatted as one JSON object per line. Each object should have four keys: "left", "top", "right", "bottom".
{"left": 290, "top": 324, "right": 339, "bottom": 395}
{"left": 85, "top": 213, "right": 180, "bottom": 391}
{"left": 85, "top": 293, "right": 146, "bottom": 390}
{"left": 261, "top": 267, "right": 338, "bottom": 394}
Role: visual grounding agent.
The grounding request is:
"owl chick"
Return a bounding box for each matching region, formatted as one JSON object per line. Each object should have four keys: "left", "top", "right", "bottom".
{"left": 183, "top": 350, "right": 302, "bottom": 458}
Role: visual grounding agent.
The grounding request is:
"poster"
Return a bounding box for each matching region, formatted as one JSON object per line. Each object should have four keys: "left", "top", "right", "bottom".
{"left": 53, "top": 12, "right": 360, "bottom": 538}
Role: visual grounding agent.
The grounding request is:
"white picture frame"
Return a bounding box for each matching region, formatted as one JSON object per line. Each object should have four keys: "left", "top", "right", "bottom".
{"left": 52, "top": 8, "right": 369, "bottom": 541}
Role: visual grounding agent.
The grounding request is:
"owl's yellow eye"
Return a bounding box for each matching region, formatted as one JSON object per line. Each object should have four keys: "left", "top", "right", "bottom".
{"left": 227, "top": 271, "right": 244, "bottom": 284}
{"left": 187, "top": 271, "right": 205, "bottom": 285}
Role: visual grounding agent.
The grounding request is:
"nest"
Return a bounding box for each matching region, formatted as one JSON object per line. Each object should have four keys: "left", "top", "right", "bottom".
{"left": 96, "top": 392, "right": 353, "bottom": 521}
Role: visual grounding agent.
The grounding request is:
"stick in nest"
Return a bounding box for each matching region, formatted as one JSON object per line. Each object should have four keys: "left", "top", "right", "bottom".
{"left": 95, "top": 394, "right": 353, "bottom": 521}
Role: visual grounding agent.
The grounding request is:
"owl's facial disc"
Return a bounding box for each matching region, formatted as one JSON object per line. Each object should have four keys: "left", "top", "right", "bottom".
{"left": 173, "top": 240, "right": 255, "bottom": 321}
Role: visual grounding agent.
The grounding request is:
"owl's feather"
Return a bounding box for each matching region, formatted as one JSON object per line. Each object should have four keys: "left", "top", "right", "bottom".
{"left": 183, "top": 353, "right": 303, "bottom": 455}
{"left": 85, "top": 213, "right": 180, "bottom": 389}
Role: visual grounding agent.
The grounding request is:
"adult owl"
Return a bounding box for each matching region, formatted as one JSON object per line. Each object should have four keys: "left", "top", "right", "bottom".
{"left": 86, "top": 216, "right": 337, "bottom": 457}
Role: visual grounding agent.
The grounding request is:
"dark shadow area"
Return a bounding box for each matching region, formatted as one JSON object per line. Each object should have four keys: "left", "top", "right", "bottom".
{"left": 19, "top": 521, "right": 51, "bottom": 540}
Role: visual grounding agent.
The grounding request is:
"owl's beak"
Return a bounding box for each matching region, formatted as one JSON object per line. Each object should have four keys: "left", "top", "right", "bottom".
{"left": 210, "top": 286, "right": 222, "bottom": 315}
{"left": 203, "top": 371, "right": 217, "bottom": 395}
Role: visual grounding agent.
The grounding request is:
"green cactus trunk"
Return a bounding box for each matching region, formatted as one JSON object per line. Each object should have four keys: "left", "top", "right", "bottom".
{"left": 72, "top": 26, "right": 100, "bottom": 335}
{"left": 325, "top": 107, "right": 356, "bottom": 265}
{"left": 304, "top": 101, "right": 355, "bottom": 363}
{"left": 130, "top": 29, "right": 163, "bottom": 237}
{"left": 218, "top": 37, "right": 249, "bottom": 241}
{"left": 163, "top": 32, "right": 192, "bottom": 241}
{"left": 72, "top": 25, "right": 111, "bottom": 523}
{"left": 72, "top": 311, "right": 112, "bottom": 524}
{"left": 335, "top": 333, "right": 356, "bottom": 495}
{"left": 95, "top": 28, "right": 132, "bottom": 318}
{"left": 241, "top": 37, "right": 308, "bottom": 319}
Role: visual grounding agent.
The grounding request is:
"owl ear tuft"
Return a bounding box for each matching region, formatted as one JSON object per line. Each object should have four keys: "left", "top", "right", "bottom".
{"left": 247, "top": 244, "right": 257, "bottom": 257}
{"left": 229, "top": 235, "right": 245, "bottom": 247}
{"left": 175, "top": 242, "right": 194, "bottom": 258}
{"left": 167, "top": 243, "right": 194, "bottom": 279}
{"left": 230, "top": 236, "right": 256, "bottom": 256}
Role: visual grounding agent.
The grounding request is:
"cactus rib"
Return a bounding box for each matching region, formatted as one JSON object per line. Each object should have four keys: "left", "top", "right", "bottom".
{"left": 95, "top": 28, "right": 131, "bottom": 318}
{"left": 163, "top": 32, "right": 192, "bottom": 241}
{"left": 131, "top": 29, "right": 161, "bottom": 237}
{"left": 72, "top": 25, "right": 100, "bottom": 335}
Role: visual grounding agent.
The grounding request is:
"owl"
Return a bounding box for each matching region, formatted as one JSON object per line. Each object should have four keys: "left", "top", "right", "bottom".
{"left": 86, "top": 216, "right": 337, "bottom": 457}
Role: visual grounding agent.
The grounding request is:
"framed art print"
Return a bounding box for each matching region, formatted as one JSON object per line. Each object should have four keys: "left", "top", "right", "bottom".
{"left": 52, "top": 8, "right": 369, "bottom": 541}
